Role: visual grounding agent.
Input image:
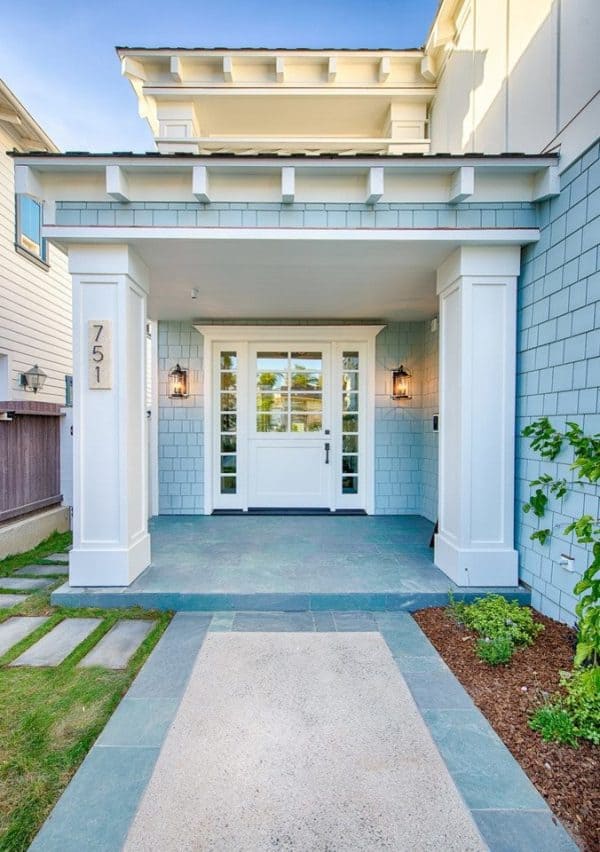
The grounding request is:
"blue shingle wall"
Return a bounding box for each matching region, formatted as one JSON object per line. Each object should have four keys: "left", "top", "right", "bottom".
{"left": 516, "top": 140, "right": 600, "bottom": 624}
{"left": 157, "top": 321, "right": 204, "bottom": 514}
{"left": 55, "top": 200, "right": 536, "bottom": 229}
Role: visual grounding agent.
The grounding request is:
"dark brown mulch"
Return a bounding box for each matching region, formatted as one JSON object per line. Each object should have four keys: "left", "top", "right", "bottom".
{"left": 414, "top": 607, "right": 599, "bottom": 852}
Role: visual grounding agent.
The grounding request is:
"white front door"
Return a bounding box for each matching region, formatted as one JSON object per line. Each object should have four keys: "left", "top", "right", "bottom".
{"left": 204, "top": 326, "right": 380, "bottom": 514}
{"left": 248, "top": 346, "right": 331, "bottom": 508}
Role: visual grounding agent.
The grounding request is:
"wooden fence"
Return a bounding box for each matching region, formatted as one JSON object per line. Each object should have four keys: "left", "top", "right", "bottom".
{"left": 0, "top": 401, "right": 63, "bottom": 523}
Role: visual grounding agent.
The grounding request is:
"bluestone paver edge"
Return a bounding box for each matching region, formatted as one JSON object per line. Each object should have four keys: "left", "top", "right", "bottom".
{"left": 29, "top": 613, "right": 211, "bottom": 852}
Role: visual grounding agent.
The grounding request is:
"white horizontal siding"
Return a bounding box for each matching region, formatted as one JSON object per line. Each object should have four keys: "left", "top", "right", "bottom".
{"left": 0, "top": 127, "right": 72, "bottom": 404}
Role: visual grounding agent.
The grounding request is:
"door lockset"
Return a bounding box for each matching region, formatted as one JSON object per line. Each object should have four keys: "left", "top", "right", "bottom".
{"left": 324, "top": 441, "right": 330, "bottom": 464}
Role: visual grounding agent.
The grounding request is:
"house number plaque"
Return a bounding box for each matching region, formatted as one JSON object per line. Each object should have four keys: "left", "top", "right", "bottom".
{"left": 88, "top": 321, "right": 113, "bottom": 389}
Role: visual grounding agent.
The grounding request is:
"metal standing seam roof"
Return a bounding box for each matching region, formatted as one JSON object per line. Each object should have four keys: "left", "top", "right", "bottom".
{"left": 8, "top": 151, "right": 559, "bottom": 160}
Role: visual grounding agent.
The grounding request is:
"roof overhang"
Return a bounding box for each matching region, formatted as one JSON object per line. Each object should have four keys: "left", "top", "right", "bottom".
{"left": 0, "top": 80, "right": 58, "bottom": 153}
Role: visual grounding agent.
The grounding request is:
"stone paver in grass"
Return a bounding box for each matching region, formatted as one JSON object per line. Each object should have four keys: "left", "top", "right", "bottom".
{"left": 15, "top": 564, "right": 68, "bottom": 577}
{"left": 10, "top": 618, "right": 102, "bottom": 667}
{"left": 0, "top": 577, "right": 53, "bottom": 592}
{"left": 79, "top": 620, "right": 154, "bottom": 669}
{"left": 0, "top": 616, "right": 49, "bottom": 656}
{"left": 45, "top": 552, "right": 69, "bottom": 564}
{"left": 0, "top": 594, "right": 28, "bottom": 609}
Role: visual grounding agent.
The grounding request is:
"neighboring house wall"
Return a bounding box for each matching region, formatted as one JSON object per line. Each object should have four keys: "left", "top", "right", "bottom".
{"left": 0, "top": 126, "right": 72, "bottom": 404}
{"left": 516, "top": 139, "right": 600, "bottom": 624}
{"left": 157, "top": 320, "right": 440, "bottom": 519}
{"left": 429, "top": 0, "right": 600, "bottom": 167}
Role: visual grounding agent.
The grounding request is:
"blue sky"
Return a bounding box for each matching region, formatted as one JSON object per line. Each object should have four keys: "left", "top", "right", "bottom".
{"left": 2, "top": 0, "right": 438, "bottom": 152}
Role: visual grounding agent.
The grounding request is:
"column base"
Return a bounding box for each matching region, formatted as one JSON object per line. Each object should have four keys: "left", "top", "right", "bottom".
{"left": 434, "top": 533, "right": 519, "bottom": 587}
{"left": 69, "top": 533, "right": 151, "bottom": 587}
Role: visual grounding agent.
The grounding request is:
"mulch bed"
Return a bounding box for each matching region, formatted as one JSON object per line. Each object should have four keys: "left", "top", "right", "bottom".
{"left": 414, "top": 608, "right": 599, "bottom": 852}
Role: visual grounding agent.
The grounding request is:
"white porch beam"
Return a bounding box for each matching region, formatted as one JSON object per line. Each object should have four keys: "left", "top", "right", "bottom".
{"left": 68, "top": 244, "right": 150, "bottom": 587}
{"left": 449, "top": 166, "right": 474, "bottom": 204}
{"left": 435, "top": 245, "right": 521, "bottom": 587}
{"left": 169, "top": 56, "right": 182, "bottom": 82}
{"left": 14, "top": 164, "right": 43, "bottom": 198}
{"left": 328, "top": 57, "right": 337, "bottom": 82}
{"left": 223, "top": 56, "right": 234, "bottom": 82}
{"left": 532, "top": 165, "right": 560, "bottom": 201}
{"left": 192, "top": 164, "right": 211, "bottom": 202}
{"left": 379, "top": 57, "right": 391, "bottom": 82}
{"left": 281, "top": 166, "right": 295, "bottom": 203}
{"left": 275, "top": 57, "right": 285, "bottom": 82}
{"left": 366, "top": 167, "right": 384, "bottom": 204}
{"left": 121, "top": 56, "right": 146, "bottom": 81}
{"left": 106, "top": 165, "right": 130, "bottom": 203}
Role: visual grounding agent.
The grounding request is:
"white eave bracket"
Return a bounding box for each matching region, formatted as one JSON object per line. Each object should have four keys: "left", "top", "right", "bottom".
{"left": 379, "top": 57, "right": 391, "bottom": 83}
{"left": 275, "top": 57, "right": 285, "bottom": 83}
{"left": 169, "top": 56, "right": 182, "bottom": 82}
{"left": 366, "top": 167, "right": 384, "bottom": 205}
{"left": 532, "top": 165, "right": 560, "bottom": 201}
{"left": 106, "top": 165, "right": 130, "bottom": 203}
{"left": 121, "top": 56, "right": 146, "bottom": 81}
{"left": 193, "top": 165, "right": 211, "bottom": 202}
{"left": 223, "top": 57, "right": 233, "bottom": 82}
{"left": 328, "top": 57, "right": 337, "bottom": 83}
{"left": 449, "top": 166, "right": 474, "bottom": 204}
{"left": 281, "top": 166, "right": 295, "bottom": 204}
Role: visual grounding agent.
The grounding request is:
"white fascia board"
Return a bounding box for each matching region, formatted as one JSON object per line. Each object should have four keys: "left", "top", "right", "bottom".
{"left": 449, "top": 166, "right": 474, "bottom": 203}
{"left": 169, "top": 56, "right": 182, "bottom": 82}
{"left": 275, "top": 57, "right": 285, "bottom": 82}
{"left": 43, "top": 226, "right": 540, "bottom": 246}
{"left": 532, "top": 165, "right": 560, "bottom": 201}
{"left": 197, "top": 324, "right": 385, "bottom": 343}
{"left": 366, "top": 167, "right": 384, "bottom": 204}
{"left": 281, "top": 166, "right": 295, "bottom": 203}
{"left": 192, "top": 165, "right": 210, "bottom": 202}
{"left": 105, "top": 165, "right": 130, "bottom": 203}
{"left": 142, "top": 86, "right": 435, "bottom": 98}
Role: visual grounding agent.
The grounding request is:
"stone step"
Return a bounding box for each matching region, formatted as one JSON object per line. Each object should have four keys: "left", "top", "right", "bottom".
{"left": 0, "top": 616, "right": 50, "bottom": 656}
{"left": 45, "top": 553, "right": 69, "bottom": 564}
{"left": 14, "top": 565, "right": 68, "bottom": 577}
{"left": 10, "top": 618, "right": 102, "bottom": 667}
{"left": 79, "top": 620, "right": 154, "bottom": 669}
{"left": 0, "top": 594, "right": 28, "bottom": 610}
{"left": 0, "top": 577, "right": 52, "bottom": 592}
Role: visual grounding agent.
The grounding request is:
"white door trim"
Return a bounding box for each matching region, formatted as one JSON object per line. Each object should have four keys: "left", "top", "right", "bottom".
{"left": 198, "top": 325, "right": 384, "bottom": 515}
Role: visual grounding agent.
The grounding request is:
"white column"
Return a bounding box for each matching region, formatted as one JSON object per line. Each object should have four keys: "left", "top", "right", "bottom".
{"left": 69, "top": 245, "right": 150, "bottom": 586}
{"left": 435, "top": 245, "right": 520, "bottom": 587}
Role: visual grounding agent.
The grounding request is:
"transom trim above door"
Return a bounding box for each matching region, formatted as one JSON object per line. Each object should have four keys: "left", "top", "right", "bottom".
{"left": 197, "top": 326, "right": 384, "bottom": 515}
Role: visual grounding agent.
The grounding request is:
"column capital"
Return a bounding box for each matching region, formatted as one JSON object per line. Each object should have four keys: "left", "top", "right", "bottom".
{"left": 436, "top": 245, "right": 521, "bottom": 295}
{"left": 68, "top": 243, "right": 149, "bottom": 293}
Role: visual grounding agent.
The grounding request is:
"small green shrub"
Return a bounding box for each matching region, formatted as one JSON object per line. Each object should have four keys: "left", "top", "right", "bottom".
{"left": 529, "top": 704, "right": 579, "bottom": 747}
{"left": 562, "top": 667, "right": 600, "bottom": 745}
{"left": 449, "top": 594, "right": 543, "bottom": 646}
{"left": 476, "top": 634, "right": 514, "bottom": 665}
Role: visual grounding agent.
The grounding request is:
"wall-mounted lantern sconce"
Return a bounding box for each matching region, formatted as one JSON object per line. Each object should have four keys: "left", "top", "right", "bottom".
{"left": 391, "top": 365, "right": 412, "bottom": 400}
{"left": 168, "top": 363, "right": 188, "bottom": 398}
{"left": 20, "top": 364, "right": 47, "bottom": 394}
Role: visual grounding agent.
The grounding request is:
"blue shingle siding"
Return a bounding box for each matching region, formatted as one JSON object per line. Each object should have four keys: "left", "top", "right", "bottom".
{"left": 157, "top": 321, "right": 204, "bottom": 515}
{"left": 55, "top": 200, "right": 536, "bottom": 229}
{"left": 516, "top": 139, "right": 600, "bottom": 625}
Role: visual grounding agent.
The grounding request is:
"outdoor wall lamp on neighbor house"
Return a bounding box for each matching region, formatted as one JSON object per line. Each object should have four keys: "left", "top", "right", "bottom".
{"left": 168, "top": 363, "right": 189, "bottom": 398}
{"left": 20, "top": 364, "right": 47, "bottom": 393}
{"left": 391, "top": 365, "right": 412, "bottom": 400}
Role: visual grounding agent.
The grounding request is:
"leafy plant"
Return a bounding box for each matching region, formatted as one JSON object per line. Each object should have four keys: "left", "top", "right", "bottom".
{"left": 476, "top": 634, "right": 514, "bottom": 665}
{"left": 450, "top": 594, "right": 543, "bottom": 647}
{"left": 522, "top": 418, "right": 600, "bottom": 668}
{"left": 529, "top": 703, "right": 579, "bottom": 747}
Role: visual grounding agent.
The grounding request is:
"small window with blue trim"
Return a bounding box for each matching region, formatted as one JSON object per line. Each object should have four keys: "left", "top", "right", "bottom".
{"left": 15, "top": 194, "right": 48, "bottom": 264}
{"left": 65, "top": 375, "right": 73, "bottom": 407}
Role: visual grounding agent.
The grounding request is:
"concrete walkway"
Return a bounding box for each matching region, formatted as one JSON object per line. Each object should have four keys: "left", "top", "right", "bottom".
{"left": 32, "top": 613, "right": 577, "bottom": 852}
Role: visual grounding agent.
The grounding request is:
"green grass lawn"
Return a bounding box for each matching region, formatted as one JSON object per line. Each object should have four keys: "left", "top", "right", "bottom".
{"left": 0, "top": 531, "right": 172, "bottom": 852}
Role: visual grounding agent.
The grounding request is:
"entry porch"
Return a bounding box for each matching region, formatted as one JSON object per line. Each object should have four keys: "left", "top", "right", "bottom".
{"left": 51, "top": 514, "right": 530, "bottom": 610}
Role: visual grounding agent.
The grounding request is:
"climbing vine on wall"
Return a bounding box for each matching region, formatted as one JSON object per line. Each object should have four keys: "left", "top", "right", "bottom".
{"left": 522, "top": 418, "right": 600, "bottom": 667}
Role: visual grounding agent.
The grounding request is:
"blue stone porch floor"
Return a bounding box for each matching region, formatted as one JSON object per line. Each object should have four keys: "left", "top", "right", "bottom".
{"left": 52, "top": 515, "right": 529, "bottom": 611}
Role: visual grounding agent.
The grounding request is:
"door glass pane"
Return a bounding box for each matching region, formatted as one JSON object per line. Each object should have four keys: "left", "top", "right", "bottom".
{"left": 257, "top": 392, "right": 286, "bottom": 412}
{"left": 219, "top": 350, "right": 238, "bottom": 494}
{"left": 341, "top": 351, "right": 360, "bottom": 496}
{"left": 257, "top": 372, "right": 287, "bottom": 390}
{"left": 290, "top": 393, "right": 322, "bottom": 412}
{"left": 257, "top": 412, "right": 288, "bottom": 432}
{"left": 291, "top": 371, "right": 322, "bottom": 390}
{"left": 291, "top": 352, "right": 321, "bottom": 370}
{"left": 257, "top": 352, "right": 288, "bottom": 371}
{"left": 291, "top": 414, "right": 322, "bottom": 432}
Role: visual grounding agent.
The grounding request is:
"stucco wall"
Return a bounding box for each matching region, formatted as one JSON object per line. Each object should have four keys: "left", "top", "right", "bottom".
{"left": 516, "top": 139, "right": 600, "bottom": 624}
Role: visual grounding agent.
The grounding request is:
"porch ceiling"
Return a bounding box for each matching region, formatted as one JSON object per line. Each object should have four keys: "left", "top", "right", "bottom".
{"left": 138, "top": 237, "right": 453, "bottom": 321}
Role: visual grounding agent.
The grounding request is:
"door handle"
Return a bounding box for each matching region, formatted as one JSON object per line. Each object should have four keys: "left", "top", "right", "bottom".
{"left": 324, "top": 442, "right": 330, "bottom": 464}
